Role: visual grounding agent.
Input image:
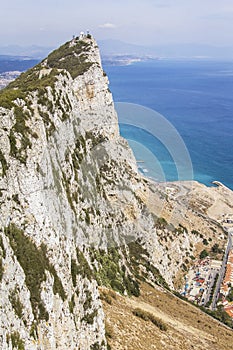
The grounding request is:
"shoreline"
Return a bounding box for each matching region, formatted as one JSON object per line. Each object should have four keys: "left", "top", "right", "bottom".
{"left": 141, "top": 173, "right": 233, "bottom": 193}
{"left": 135, "top": 162, "right": 233, "bottom": 191}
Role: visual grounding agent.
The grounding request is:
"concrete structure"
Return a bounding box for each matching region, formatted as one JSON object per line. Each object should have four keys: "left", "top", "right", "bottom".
{"left": 220, "top": 249, "right": 233, "bottom": 296}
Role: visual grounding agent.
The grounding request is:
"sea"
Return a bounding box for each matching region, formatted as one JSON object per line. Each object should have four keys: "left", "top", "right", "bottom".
{"left": 104, "top": 59, "right": 233, "bottom": 190}
{"left": 0, "top": 58, "right": 232, "bottom": 189}
{"left": 0, "top": 58, "right": 38, "bottom": 73}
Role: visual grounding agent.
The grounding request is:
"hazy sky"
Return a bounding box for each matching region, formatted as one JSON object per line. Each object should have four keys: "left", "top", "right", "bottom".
{"left": 1, "top": 0, "right": 233, "bottom": 47}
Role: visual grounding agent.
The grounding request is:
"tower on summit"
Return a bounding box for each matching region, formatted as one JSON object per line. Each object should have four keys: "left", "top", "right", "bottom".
{"left": 79, "top": 31, "right": 85, "bottom": 39}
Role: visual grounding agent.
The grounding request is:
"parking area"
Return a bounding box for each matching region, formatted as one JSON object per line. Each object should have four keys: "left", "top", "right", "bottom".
{"left": 181, "top": 257, "right": 222, "bottom": 306}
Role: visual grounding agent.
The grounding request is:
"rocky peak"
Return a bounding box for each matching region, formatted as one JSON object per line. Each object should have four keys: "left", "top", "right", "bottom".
{"left": 0, "top": 36, "right": 230, "bottom": 349}
{"left": 0, "top": 35, "right": 147, "bottom": 350}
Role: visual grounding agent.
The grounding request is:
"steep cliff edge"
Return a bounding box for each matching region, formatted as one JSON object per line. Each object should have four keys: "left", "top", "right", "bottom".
{"left": 0, "top": 36, "right": 231, "bottom": 349}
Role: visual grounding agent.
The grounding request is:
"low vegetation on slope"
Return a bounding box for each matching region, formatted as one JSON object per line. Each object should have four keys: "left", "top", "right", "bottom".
{"left": 101, "top": 283, "right": 233, "bottom": 350}
{"left": 0, "top": 37, "right": 93, "bottom": 110}
{"left": 4, "top": 224, "right": 66, "bottom": 321}
{"left": 132, "top": 308, "right": 168, "bottom": 331}
{"left": 46, "top": 38, "right": 94, "bottom": 79}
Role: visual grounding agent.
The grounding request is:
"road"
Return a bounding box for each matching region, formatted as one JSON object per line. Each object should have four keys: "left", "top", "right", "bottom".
{"left": 202, "top": 270, "right": 218, "bottom": 306}
{"left": 211, "top": 228, "right": 233, "bottom": 310}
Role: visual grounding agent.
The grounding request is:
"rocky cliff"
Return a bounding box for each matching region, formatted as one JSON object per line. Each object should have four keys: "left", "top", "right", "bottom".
{"left": 0, "top": 35, "right": 230, "bottom": 349}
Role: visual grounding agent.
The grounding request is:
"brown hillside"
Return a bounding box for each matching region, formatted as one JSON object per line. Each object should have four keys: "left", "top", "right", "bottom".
{"left": 101, "top": 283, "right": 233, "bottom": 350}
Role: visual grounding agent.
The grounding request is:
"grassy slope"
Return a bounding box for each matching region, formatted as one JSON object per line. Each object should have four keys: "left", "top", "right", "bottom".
{"left": 101, "top": 283, "right": 233, "bottom": 350}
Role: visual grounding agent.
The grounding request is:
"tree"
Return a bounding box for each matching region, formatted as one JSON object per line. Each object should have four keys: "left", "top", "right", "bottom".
{"left": 211, "top": 243, "right": 221, "bottom": 254}
{"left": 200, "top": 250, "right": 208, "bottom": 259}
{"left": 226, "top": 288, "right": 233, "bottom": 302}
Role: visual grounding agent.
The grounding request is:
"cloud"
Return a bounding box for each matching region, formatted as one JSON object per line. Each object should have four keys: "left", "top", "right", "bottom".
{"left": 98, "top": 23, "right": 117, "bottom": 29}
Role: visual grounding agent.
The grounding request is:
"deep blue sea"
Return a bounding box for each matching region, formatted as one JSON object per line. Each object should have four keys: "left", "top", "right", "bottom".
{"left": 0, "top": 59, "right": 38, "bottom": 73}
{"left": 104, "top": 60, "right": 233, "bottom": 190}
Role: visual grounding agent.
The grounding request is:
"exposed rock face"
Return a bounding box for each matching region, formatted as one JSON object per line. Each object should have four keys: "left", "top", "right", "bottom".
{"left": 0, "top": 36, "right": 230, "bottom": 349}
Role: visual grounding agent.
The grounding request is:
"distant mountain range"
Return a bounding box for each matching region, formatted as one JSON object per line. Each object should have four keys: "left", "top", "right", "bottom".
{"left": 0, "top": 39, "right": 233, "bottom": 61}
{"left": 98, "top": 39, "right": 233, "bottom": 60}
{"left": 0, "top": 45, "right": 53, "bottom": 59}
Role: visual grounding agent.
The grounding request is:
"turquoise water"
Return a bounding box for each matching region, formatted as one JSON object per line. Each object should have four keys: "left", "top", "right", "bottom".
{"left": 104, "top": 60, "right": 233, "bottom": 189}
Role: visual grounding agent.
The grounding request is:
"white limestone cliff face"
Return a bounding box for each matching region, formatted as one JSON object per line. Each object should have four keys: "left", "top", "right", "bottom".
{"left": 0, "top": 36, "right": 226, "bottom": 349}
{"left": 0, "top": 36, "right": 116, "bottom": 350}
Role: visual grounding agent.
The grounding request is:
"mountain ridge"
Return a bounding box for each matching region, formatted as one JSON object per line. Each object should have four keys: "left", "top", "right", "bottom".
{"left": 0, "top": 35, "right": 232, "bottom": 349}
{"left": 2, "top": 39, "right": 233, "bottom": 60}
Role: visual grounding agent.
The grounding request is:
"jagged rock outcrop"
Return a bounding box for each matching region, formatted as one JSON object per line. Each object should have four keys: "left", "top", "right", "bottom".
{"left": 0, "top": 35, "right": 229, "bottom": 349}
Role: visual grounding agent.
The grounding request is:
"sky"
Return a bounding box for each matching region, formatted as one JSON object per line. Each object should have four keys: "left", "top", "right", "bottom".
{"left": 1, "top": 0, "right": 233, "bottom": 48}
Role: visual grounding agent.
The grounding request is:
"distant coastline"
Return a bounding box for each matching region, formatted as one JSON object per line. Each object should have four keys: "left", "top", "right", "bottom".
{"left": 0, "top": 71, "right": 21, "bottom": 89}
{"left": 102, "top": 55, "right": 157, "bottom": 66}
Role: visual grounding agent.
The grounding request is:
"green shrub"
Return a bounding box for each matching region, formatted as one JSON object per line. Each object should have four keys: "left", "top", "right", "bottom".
{"left": 0, "top": 149, "right": 8, "bottom": 177}
{"left": 9, "top": 130, "right": 17, "bottom": 157}
{"left": 76, "top": 248, "right": 93, "bottom": 280}
{"left": 100, "top": 289, "right": 117, "bottom": 305}
{"left": 6, "top": 65, "right": 59, "bottom": 94}
{"left": 205, "top": 306, "right": 233, "bottom": 328}
{"left": 199, "top": 249, "right": 208, "bottom": 259}
{"left": 71, "top": 259, "right": 79, "bottom": 287}
{"left": 226, "top": 287, "right": 233, "bottom": 302}
{"left": 69, "top": 294, "right": 75, "bottom": 314}
{"left": 12, "top": 194, "right": 20, "bottom": 205}
{"left": 105, "top": 321, "right": 114, "bottom": 339}
{"left": 9, "top": 289, "right": 24, "bottom": 319}
{"left": 211, "top": 243, "right": 222, "bottom": 254}
{"left": 30, "top": 322, "right": 38, "bottom": 340}
{"left": 83, "top": 289, "right": 93, "bottom": 311}
{"left": 174, "top": 291, "right": 233, "bottom": 329}
{"left": 0, "top": 257, "right": 3, "bottom": 282}
{"left": 127, "top": 241, "right": 169, "bottom": 290}
{"left": 155, "top": 217, "right": 168, "bottom": 229}
{"left": 0, "top": 89, "right": 25, "bottom": 109}
{"left": 5, "top": 224, "right": 66, "bottom": 321}
{"left": 0, "top": 63, "right": 60, "bottom": 113}
{"left": 7, "top": 104, "right": 34, "bottom": 164}
{"left": 6, "top": 331, "right": 25, "bottom": 350}
{"left": 191, "top": 229, "right": 200, "bottom": 236}
{"left": 82, "top": 309, "right": 98, "bottom": 324}
{"left": 47, "top": 40, "right": 93, "bottom": 79}
{"left": 90, "top": 247, "right": 139, "bottom": 296}
{"left": 90, "top": 342, "right": 102, "bottom": 350}
{"left": 0, "top": 235, "right": 6, "bottom": 259}
{"left": 132, "top": 308, "right": 168, "bottom": 331}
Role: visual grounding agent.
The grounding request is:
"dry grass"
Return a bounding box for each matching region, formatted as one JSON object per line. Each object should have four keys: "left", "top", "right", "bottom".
{"left": 100, "top": 288, "right": 117, "bottom": 305}
{"left": 100, "top": 283, "right": 233, "bottom": 350}
{"left": 132, "top": 308, "right": 168, "bottom": 331}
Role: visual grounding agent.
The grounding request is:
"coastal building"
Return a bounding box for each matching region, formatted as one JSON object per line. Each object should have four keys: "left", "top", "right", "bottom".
{"left": 224, "top": 303, "right": 233, "bottom": 318}
{"left": 182, "top": 257, "right": 218, "bottom": 306}
{"left": 210, "top": 260, "right": 222, "bottom": 270}
{"left": 220, "top": 250, "right": 233, "bottom": 296}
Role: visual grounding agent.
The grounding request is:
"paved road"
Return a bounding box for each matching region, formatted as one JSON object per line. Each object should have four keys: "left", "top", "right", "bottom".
{"left": 202, "top": 270, "right": 218, "bottom": 306}
{"left": 211, "top": 228, "right": 233, "bottom": 310}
